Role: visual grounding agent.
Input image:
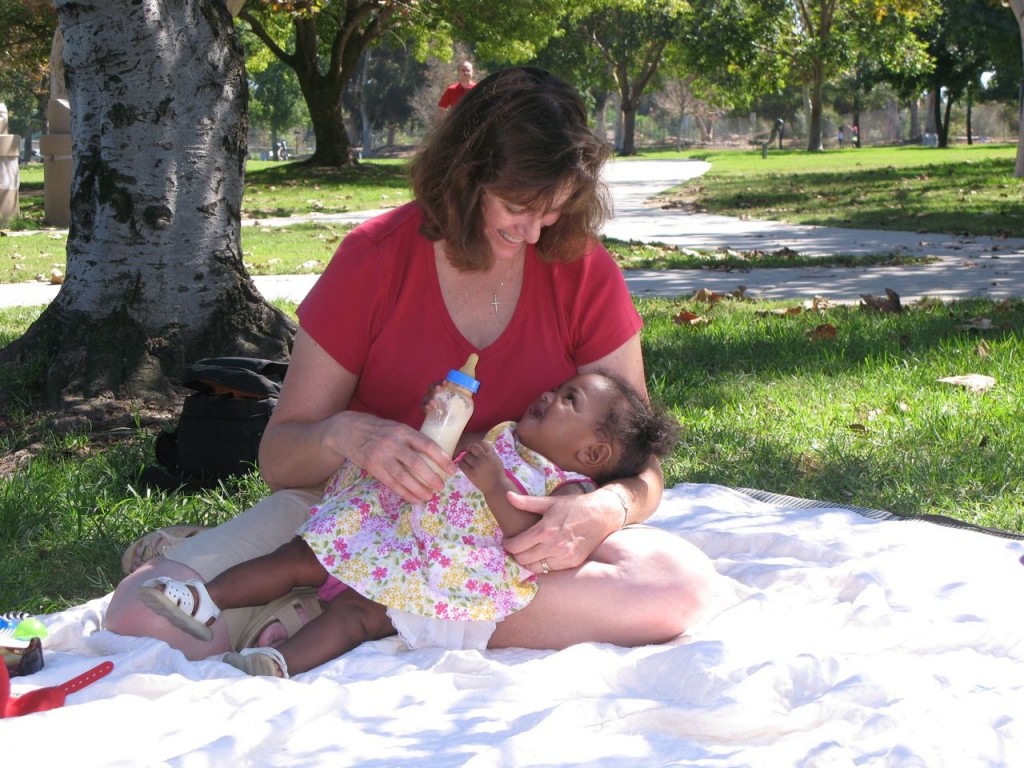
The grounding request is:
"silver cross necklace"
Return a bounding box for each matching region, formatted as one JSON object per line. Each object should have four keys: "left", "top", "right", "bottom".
{"left": 489, "top": 255, "right": 522, "bottom": 314}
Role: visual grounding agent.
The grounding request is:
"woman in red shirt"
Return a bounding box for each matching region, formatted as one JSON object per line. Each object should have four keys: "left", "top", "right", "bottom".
{"left": 107, "top": 67, "right": 713, "bottom": 658}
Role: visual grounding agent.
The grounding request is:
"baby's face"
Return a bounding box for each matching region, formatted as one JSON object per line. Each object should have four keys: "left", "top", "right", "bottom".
{"left": 516, "top": 373, "right": 614, "bottom": 471}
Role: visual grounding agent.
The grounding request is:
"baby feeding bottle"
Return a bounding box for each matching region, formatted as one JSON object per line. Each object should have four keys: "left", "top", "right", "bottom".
{"left": 420, "top": 353, "right": 480, "bottom": 457}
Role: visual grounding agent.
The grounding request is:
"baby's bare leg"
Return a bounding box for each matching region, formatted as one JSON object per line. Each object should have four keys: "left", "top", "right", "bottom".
{"left": 274, "top": 588, "right": 396, "bottom": 675}
{"left": 205, "top": 537, "right": 327, "bottom": 610}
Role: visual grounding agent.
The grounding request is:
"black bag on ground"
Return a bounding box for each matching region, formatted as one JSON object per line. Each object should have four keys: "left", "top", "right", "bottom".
{"left": 144, "top": 357, "right": 288, "bottom": 490}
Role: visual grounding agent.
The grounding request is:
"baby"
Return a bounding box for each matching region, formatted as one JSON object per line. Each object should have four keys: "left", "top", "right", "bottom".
{"left": 139, "top": 371, "right": 679, "bottom": 677}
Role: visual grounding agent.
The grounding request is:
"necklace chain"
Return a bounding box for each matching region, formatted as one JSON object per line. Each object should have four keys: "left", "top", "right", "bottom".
{"left": 490, "top": 256, "right": 521, "bottom": 314}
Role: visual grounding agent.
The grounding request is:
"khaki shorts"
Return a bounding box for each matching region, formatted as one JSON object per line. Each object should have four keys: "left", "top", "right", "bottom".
{"left": 163, "top": 487, "right": 323, "bottom": 650}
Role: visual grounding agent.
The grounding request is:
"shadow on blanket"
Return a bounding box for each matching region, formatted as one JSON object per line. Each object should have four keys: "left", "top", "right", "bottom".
{"left": 738, "top": 486, "right": 1024, "bottom": 541}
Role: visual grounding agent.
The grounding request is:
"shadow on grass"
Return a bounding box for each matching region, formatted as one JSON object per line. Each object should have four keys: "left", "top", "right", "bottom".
{"left": 642, "top": 297, "right": 1024, "bottom": 530}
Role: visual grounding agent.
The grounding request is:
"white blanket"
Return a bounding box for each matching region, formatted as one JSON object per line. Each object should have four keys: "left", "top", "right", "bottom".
{"left": 5, "top": 483, "right": 1024, "bottom": 767}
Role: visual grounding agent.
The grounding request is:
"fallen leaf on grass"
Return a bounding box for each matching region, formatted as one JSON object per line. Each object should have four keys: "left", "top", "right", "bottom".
{"left": 860, "top": 288, "right": 902, "bottom": 313}
{"left": 673, "top": 310, "right": 711, "bottom": 327}
{"left": 805, "top": 324, "right": 838, "bottom": 341}
{"left": 937, "top": 374, "right": 996, "bottom": 393}
{"left": 692, "top": 288, "right": 726, "bottom": 305}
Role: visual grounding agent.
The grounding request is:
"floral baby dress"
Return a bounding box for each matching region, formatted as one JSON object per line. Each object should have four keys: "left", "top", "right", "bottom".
{"left": 299, "top": 422, "right": 594, "bottom": 649}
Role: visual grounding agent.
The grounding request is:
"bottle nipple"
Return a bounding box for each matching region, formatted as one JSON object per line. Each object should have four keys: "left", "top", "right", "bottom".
{"left": 458, "top": 353, "right": 479, "bottom": 379}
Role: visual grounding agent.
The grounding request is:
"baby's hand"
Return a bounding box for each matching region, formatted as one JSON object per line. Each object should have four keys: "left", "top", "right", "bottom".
{"left": 420, "top": 382, "right": 443, "bottom": 416}
{"left": 458, "top": 442, "right": 505, "bottom": 494}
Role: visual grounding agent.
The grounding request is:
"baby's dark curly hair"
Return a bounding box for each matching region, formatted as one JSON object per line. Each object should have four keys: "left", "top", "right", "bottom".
{"left": 591, "top": 371, "right": 681, "bottom": 484}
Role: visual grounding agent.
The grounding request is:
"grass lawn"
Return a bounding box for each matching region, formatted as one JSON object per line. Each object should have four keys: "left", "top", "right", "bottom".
{"left": 3, "top": 145, "right": 1019, "bottom": 283}
{"left": 640, "top": 143, "right": 1023, "bottom": 237}
{"left": 2, "top": 146, "right": 1023, "bottom": 613}
{"left": 3, "top": 292, "right": 1023, "bottom": 613}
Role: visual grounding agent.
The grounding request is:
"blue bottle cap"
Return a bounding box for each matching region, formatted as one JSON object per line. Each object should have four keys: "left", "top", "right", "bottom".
{"left": 446, "top": 368, "right": 480, "bottom": 393}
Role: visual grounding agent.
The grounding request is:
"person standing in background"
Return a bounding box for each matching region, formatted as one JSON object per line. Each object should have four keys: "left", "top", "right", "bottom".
{"left": 437, "top": 61, "right": 477, "bottom": 119}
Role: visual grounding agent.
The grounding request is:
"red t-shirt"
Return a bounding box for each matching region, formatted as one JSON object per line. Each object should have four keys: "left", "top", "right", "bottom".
{"left": 438, "top": 82, "right": 474, "bottom": 109}
{"left": 297, "top": 202, "right": 642, "bottom": 432}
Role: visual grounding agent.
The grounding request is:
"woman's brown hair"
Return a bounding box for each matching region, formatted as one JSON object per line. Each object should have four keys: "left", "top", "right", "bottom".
{"left": 410, "top": 67, "right": 611, "bottom": 271}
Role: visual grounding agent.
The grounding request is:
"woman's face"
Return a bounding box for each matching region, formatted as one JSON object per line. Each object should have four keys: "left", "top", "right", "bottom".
{"left": 480, "top": 189, "right": 569, "bottom": 261}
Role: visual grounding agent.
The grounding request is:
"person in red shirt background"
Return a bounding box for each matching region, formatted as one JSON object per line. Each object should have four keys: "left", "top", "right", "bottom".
{"left": 437, "top": 60, "right": 477, "bottom": 119}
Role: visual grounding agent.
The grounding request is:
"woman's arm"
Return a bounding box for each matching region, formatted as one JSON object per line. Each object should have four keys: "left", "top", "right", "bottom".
{"left": 577, "top": 329, "right": 664, "bottom": 521}
{"left": 502, "top": 331, "right": 666, "bottom": 571}
{"left": 259, "top": 329, "right": 456, "bottom": 502}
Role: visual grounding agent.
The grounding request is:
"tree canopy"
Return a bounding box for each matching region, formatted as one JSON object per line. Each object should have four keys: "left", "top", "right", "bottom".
{"left": 0, "top": 0, "right": 57, "bottom": 147}
{"left": 236, "top": 0, "right": 567, "bottom": 166}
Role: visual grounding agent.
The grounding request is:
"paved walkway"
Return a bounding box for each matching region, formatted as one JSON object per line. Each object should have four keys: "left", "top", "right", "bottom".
{"left": 3, "top": 159, "right": 1024, "bottom": 307}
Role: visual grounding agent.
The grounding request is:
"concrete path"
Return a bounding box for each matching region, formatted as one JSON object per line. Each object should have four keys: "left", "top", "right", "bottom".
{"left": 602, "top": 159, "right": 1024, "bottom": 303}
{"left": 3, "top": 159, "right": 1023, "bottom": 308}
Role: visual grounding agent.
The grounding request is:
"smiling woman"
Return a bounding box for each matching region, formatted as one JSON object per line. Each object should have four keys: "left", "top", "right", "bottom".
{"left": 104, "top": 67, "right": 713, "bottom": 662}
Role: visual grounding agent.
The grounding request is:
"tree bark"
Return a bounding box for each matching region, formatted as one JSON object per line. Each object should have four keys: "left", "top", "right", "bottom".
{"left": 1009, "top": 0, "right": 1024, "bottom": 177}
{"left": 806, "top": 63, "right": 826, "bottom": 152}
{"left": 932, "top": 81, "right": 951, "bottom": 148}
{"left": 1, "top": 0, "right": 294, "bottom": 404}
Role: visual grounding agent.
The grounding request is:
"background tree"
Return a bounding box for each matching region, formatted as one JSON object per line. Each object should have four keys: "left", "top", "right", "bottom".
{"left": 0, "top": 0, "right": 293, "bottom": 402}
{"left": 248, "top": 57, "right": 307, "bottom": 155}
{"left": 789, "top": 0, "right": 937, "bottom": 151}
{"left": 1001, "top": 0, "right": 1024, "bottom": 175}
{"left": 237, "top": 0, "right": 565, "bottom": 167}
{"left": 571, "top": 0, "right": 688, "bottom": 155}
{"left": 0, "top": 0, "right": 57, "bottom": 156}
{"left": 684, "top": 0, "right": 937, "bottom": 152}
{"left": 915, "top": 0, "right": 1015, "bottom": 148}
{"left": 345, "top": 41, "right": 428, "bottom": 157}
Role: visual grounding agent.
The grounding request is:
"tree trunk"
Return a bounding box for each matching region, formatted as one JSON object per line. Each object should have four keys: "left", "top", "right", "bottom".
{"left": 1, "top": 0, "right": 294, "bottom": 404}
{"left": 1009, "top": 0, "right": 1024, "bottom": 177}
{"left": 619, "top": 102, "right": 638, "bottom": 156}
{"left": 966, "top": 96, "right": 973, "bottom": 146}
{"left": 1018, "top": 80, "right": 1024, "bottom": 177}
{"left": 933, "top": 84, "right": 951, "bottom": 148}
{"left": 940, "top": 95, "right": 953, "bottom": 148}
{"left": 358, "top": 50, "right": 374, "bottom": 158}
{"left": 806, "top": 64, "right": 825, "bottom": 152}
{"left": 909, "top": 100, "right": 920, "bottom": 142}
{"left": 592, "top": 90, "right": 609, "bottom": 144}
{"left": 924, "top": 91, "right": 937, "bottom": 134}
